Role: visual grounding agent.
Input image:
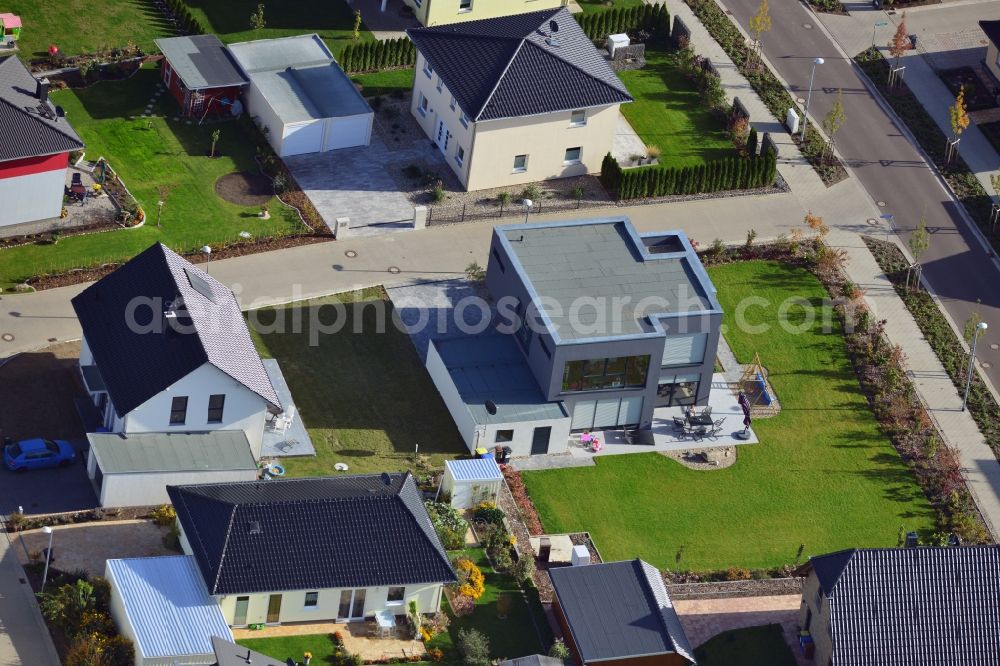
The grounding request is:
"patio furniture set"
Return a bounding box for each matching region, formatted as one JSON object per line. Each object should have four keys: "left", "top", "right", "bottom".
{"left": 672, "top": 407, "right": 726, "bottom": 442}
{"left": 370, "top": 609, "right": 397, "bottom": 638}
{"left": 66, "top": 172, "right": 101, "bottom": 204}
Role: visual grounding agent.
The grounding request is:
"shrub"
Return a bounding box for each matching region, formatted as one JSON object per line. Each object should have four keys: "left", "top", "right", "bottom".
{"left": 79, "top": 610, "right": 115, "bottom": 636}
{"left": 473, "top": 502, "right": 504, "bottom": 525}
{"left": 424, "top": 501, "right": 468, "bottom": 550}
{"left": 465, "top": 261, "right": 486, "bottom": 283}
{"left": 645, "top": 144, "right": 661, "bottom": 159}
{"left": 511, "top": 552, "right": 535, "bottom": 584}
{"left": 431, "top": 183, "right": 446, "bottom": 202}
{"left": 453, "top": 556, "right": 485, "bottom": 599}
{"left": 427, "top": 647, "right": 445, "bottom": 662}
{"left": 456, "top": 628, "right": 490, "bottom": 666}
{"left": 724, "top": 566, "right": 751, "bottom": 581}
{"left": 549, "top": 638, "right": 571, "bottom": 659}
{"left": 66, "top": 632, "right": 134, "bottom": 666}
{"left": 40, "top": 579, "right": 96, "bottom": 637}
{"left": 6, "top": 511, "right": 27, "bottom": 532}
{"left": 501, "top": 467, "right": 543, "bottom": 535}
{"left": 148, "top": 504, "right": 176, "bottom": 527}
{"left": 521, "top": 184, "right": 542, "bottom": 200}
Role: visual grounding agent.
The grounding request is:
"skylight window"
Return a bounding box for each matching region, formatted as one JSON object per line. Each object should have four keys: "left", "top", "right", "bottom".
{"left": 185, "top": 267, "right": 218, "bottom": 304}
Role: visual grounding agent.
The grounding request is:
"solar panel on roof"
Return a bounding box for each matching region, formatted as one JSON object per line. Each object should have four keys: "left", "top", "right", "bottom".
{"left": 185, "top": 267, "right": 218, "bottom": 304}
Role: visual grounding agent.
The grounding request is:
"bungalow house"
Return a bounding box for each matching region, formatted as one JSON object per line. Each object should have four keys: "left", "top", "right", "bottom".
{"left": 71, "top": 243, "right": 295, "bottom": 506}
{"left": 549, "top": 559, "right": 696, "bottom": 665}
{"left": 425, "top": 218, "right": 723, "bottom": 456}
{"left": 0, "top": 55, "right": 84, "bottom": 233}
{"left": 400, "top": 0, "right": 564, "bottom": 28}
{"left": 167, "top": 473, "right": 456, "bottom": 627}
{"left": 155, "top": 35, "right": 249, "bottom": 118}
{"left": 407, "top": 8, "right": 632, "bottom": 191}
{"left": 797, "top": 546, "right": 1000, "bottom": 665}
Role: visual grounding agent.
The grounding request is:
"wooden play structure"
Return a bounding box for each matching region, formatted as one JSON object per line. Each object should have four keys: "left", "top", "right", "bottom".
{"left": 0, "top": 14, "right": 20, "bottom": 48}
{"left": 739, "top": 352, "right": 780, "bottom": 417}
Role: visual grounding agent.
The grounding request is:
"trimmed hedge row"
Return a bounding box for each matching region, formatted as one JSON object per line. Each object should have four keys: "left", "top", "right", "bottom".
{"left": 340, "top": 38, "right": 416, "bottom": 74}
{"left": 575, "top": 4, "right": 670, "bottom": 43}
{"left": 164, "top": 0, "right": 207, "bottom": 35}
{"left": 600, "top": 152, "right": 776, "bottom": 199}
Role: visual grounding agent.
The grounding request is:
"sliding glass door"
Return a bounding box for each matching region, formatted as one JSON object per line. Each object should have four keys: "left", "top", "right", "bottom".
{"left": 338, "top": 589, "right": 367, "bottom": 621}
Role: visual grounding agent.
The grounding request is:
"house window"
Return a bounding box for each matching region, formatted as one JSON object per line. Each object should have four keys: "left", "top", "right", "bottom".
{"left": 570, "top": 109, "right": 587, "bottom": 126}
{"left": 387, "top": 587, "right": 406, "bottom": 605}
{"left": 459, "top": 0, "right": 472, "bottom": 10}
{"left": 492, "top": 247, "right": 505, "bottom": 272}
{"left": 495, "top": 430, "right": 514, "bottom": 443}
{"left": 304, "top": 591, "right": 319, "bottom": 608}
{"left": 450, "top": 96, "right": 457, "bottom": 111}
{"left": 423, "top": 60, "right": 433, "bottom": 79}
{"left": 460, "top": 111, "right": 470, "bottom": 128}
{"left": 562, "top": 356, "right": 650, "bottom": 392}
{"left": 564, "top": 147, "right": 582, "bottom": 164}
{"left": 512, "top": 154, "right": 528, "bottom": 173}
{"left": 169, "top": 396, "right": 188, "bottom": 425}
{"left": 418, "top": 93, "right": 429, "bottom": 117}
{"left": 164, "top": 64, "right": 172, "bottom": 88}
{"left": 455, "top": 146, "right": 465, "bottom": 166}
{"left": 436, "top": 76, "right": 443, "bottom": 93}
{"left": 207, "top": 394, "right": 225, "bottom": 423}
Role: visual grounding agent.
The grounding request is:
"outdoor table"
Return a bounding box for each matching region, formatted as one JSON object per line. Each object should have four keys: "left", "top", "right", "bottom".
{"left": 376, "top": 609, "right": 396, "bottom": 637}
{"left": 687, "top": 414, "right": 714, "bottom": 427}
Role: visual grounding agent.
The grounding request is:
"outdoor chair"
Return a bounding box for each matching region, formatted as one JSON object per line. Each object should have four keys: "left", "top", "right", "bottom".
{"left": 713, "top": 418, "right": 725, "bottom": 429}
{"left": 672, "top": 417, "right": 687, "bottom": 431}
{"left": 71, "top": 173, "right": 82, "bottom": 186}
{"left": 700, "top": 406, "right": 713, "bottom": 416}
{"left": 690, "top": 426, "right": 708, "bottom": 441}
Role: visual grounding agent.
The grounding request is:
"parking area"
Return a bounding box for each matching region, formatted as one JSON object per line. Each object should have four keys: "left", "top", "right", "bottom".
{"left": 0, "top": 342, "right": 98, "bottom": 516}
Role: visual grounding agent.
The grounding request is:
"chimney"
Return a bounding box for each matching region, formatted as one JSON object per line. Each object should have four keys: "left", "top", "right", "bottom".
{"left": 36, "top": 77, "right": 49, "bottom": 104}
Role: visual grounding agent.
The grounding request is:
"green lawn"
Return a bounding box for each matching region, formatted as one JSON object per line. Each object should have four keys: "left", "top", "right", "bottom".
{"left": 351, "top": 68, "right": 415, "bottom": 99}
{"left": 238, "top": 634, "right": 338, "bottom": 665}
{"left": 694, "top": 624, "right": 797, "bottom": 665}
{"left": 249, "top": 289, "right": 467, "bottom": 476}
{"left": 618, "top": 48, "right": 736, "bottom": 168}
{"left": 522, "top": 261, "right": 937, "bottom": 571}
{"left": 185, "top": 0, "right": 374, "bottom": 57}
{"left": 6, "top": 0, "right": 175, "bottom": 58}
{"left": 577, "top": 0, "right": 646, "bottom": 14}
{"left": 0, "top": 67, "right": 301, "bottom": 289}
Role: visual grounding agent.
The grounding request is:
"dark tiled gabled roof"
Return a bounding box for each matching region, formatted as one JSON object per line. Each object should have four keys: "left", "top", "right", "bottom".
{"left": 549, "top": 559, "right": 695, "bottom": 664}
{"left": 407, "top": 8, "right": 631, "bottom": 122}
{"left": 0, "top": 56, "right": 83, "bottom": 162}
{"left": 167, "top": 473, "right": 456, "bottom": 595}
{"left": 806, "top": 546, "right": 1000, "bottom": 665}
{"left": 71, "top": 243, "right": 280, "bottom": 416}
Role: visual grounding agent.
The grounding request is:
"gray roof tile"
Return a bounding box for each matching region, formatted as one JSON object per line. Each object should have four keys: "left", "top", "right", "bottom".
{"left": 0, "top": 56, "right": 83, "bottom": 161}
{"left": 407, "top": 8, "right": 631, "bottom": 122}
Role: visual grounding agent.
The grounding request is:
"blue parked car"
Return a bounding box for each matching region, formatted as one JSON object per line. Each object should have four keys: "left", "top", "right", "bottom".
{"left": 3, "top": 438, "right": 77, "bottom": 472}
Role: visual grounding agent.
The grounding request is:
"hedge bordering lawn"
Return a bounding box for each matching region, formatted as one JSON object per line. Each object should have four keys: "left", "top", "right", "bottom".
{"left": 863, "top": 237, "right": 1000, "bottom": 455}
{"left": 600, "top": 151, "right": 776, "bottom": 199}
{"left": 683, "top": 0, "right": 847, "bottom": 186}
{"left": 855, "top": 48, "right": 999, "bottom": 254}
{"left": 339, "top": 38, "right": 415, "bottom": 74}
{"left": 574, "top": 4, "right": 670, "bottom": 44}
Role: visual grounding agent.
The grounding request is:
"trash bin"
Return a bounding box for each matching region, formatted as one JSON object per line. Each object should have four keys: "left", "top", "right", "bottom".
{"left": 494, "top": 446, "right": 512, "bottom": 464}
{"left": 474, "top": 447, "right": 492, "bottom": 459}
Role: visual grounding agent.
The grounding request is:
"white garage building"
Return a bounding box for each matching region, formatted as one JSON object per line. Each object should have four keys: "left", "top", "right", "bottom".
{"left": 227, "top": 34, "right": 373, "bottom": 157}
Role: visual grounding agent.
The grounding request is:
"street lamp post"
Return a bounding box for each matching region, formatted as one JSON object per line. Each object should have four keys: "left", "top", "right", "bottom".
{"left": 522, "top": 199, "right": 533, "bottom": 224}
{"left": 40, "top": 526, "right": 53, "bottom": 592}
{"left": 800, "top": 57, "right": 825, "bottom": 142}
{"left": 962, "top": 321, "right": 988, "bottom": 411}
{"left": 201, "top": 245, "right": 212, "bottom": 271}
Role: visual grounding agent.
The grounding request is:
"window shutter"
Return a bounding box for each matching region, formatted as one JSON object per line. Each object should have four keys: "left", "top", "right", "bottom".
{"left": 661, "top": 333, "right": 708, "bottom": 367}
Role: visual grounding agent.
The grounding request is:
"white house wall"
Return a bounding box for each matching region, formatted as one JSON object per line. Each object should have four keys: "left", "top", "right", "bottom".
{"left": 97, "top": 468, "right": 259, "bottom": 508}
{"left": 106, "top": 562, "right": 145, "bottom": 666}
{"left": 480, "top": 418, "right": 570, "bottom": 458}
{"left": 244, "top": 83, "right": 286, "bottom": 157}
{"left": 121, "top": 362, "right": 268, "bottom": 458}
{"left": 80, "top": 334, "right": 94, "bottom": 365}
{"left": 0, "top": 167, "right": 65, "bottom": 229}
{"left": 216, "top": 583, "right": 444, "bottom": 626}
{"left": 425, "top": 342, "right": 476, "bottom": 453}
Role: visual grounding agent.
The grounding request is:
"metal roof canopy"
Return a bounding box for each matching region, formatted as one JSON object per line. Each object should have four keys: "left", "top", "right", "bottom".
{"left": 154, "top": 35, "right": 249, "bottom": 90}
{"left": 445, "top": 458, "right": 504, "bottom": 482}
{"left": 106, "top": 556, "right": 232, "bottom": 659}
{"left": 87, "top": 431, "right": 256, "bottom": 474}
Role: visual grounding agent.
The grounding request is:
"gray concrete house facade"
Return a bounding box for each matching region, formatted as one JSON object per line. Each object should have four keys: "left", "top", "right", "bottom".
{"left": 485, "top": 218, "right": 722, "bottom": 433}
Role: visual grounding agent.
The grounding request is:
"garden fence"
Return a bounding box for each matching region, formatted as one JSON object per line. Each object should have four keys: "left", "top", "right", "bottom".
{"left": 426, "top": 197, "right": 592, "bottom": 226}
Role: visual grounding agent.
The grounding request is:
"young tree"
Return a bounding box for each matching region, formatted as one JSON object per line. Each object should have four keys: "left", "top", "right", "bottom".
{"left": 352, "top": 10, "right": 362, "bottom": 42}
{"left": 747, "top": 0, "right": 771, "bottom": 68}
{"left": 210, "top": 129, "right": 220, "bottom": 158}
{"left": 156, "top": 184, "right": 174, "bottom": 228}
{"left": 822, "top": 89, "right": 847, "bottom": 161}
{"left": 964, "top": 302, "right": 984, "bottom": 345}
{"left": 250, "top": 3, "right": 266, "bottom": 31}
{"left": 907, "top": 209, "right": 930, "bottom": 290}
{"left": 888, "top": 13, "right": 908, "bottom": 69}
{"left": 947, "top": 85, "right": 970, "bottom": 163}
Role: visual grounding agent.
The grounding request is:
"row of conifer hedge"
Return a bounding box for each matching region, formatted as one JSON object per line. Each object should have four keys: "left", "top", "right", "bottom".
{"left": 340, "top": 38, "right": 416, "bottom": 74}
{"left": 600, "top": 152, "right": 777, "bottom": 200}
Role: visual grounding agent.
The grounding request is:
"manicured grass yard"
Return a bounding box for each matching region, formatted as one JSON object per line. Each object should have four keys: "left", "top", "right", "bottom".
{"left": 238, "top": 634, "right": 338, "bottom": 665}
{"left": 6, "top": 0, "right": 175, "bottom": 57}
{"left": 694, "top": 624, "right": 797, "bottom": 665}
{"left": 618, "top": 48, "right": 736, "bottom": 168}
{"left": 351, "top": 69, "right": 416, "bottom": 99}
{"left": 185, "top": 0, "right": 374, "bottom": 57}
{"left": 522, "top": 261, "right": 937, "bottom": 571}
{"left": 250, "top": 288, "right": 467, "bottom": 476}
{"left": 0, "top": 67, "right": 300, "bottom": 289}
{"left": 577, "top": 0, "right": 646, "bottom": 14}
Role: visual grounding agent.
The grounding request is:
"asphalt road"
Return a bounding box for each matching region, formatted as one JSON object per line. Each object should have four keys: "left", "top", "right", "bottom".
{"left": 717, "top": 0, "right": 1000, "bottom": 386}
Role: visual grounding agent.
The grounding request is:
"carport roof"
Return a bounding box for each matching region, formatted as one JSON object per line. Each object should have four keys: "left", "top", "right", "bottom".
{"left": 433, "top": 333, "right": 566, "bottom": 425}
{"left": 88, "top": 431, "right": 256, "bottom": 474}
{"left": 106, "top": 555, "right": 232, "bottom": 660}
{"left": 228, "top": 34, "right": 372, "bottom": 123}
{"left": 154, "top": 35, "right": 249, "bottom": 90}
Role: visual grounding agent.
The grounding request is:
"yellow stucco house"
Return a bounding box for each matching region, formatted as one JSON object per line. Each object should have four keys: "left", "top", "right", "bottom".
{"left": 407, "top": 8, "right": 632, "bottom": 192}
{"left": 402, "top": 0, "right": 566, "bottom": 27}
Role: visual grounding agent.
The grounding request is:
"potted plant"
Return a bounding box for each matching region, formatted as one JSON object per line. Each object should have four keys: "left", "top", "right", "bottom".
{"left": 303, "top": 651, "right": 313, "bottom": 665}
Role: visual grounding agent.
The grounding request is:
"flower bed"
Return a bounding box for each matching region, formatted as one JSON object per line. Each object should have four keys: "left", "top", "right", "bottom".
{"left": 863, "top": 237, "right": 1000, "bottom": 454}
{"left": 500, "top": 466, "right": 543, "bottom": 536}
{"left": 938, "top": 67, "right": 996, "bottom": 112}
{"left": 683, "top": 0, "right": 847, "bottom": 185}
{"left": 855, "top": 48, "right": 999, "bottom": 255}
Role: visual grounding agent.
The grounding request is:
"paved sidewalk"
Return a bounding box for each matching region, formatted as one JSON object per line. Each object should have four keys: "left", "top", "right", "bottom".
{"left": 0, "top": 530, "right": 60, "bottom": 666}
{"left": 665, "top": 0, "right": 1000, "bottom": 539}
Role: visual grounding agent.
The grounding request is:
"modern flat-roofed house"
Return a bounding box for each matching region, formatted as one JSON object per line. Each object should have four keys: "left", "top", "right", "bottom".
{"left": 425, "top": 217, "right": 723, "bottom": 455}
{"left": 71, "top": 243, "right": 311, "bottom": 505}
{"left": 980, "top": 21, "right": 1000, "bottom": 86}
{"left": 155, "top": 35, "right": 249, "bottom": 118}
{"left": 549, "top": 559, "right": 696, "bottom": 665}
{"left": 0, "top": 55, "right": 84, "bottom": 233}
{"left": 407, "top": 8, "right": 632, "bottom": 191}
{"left": 797, "top": 546, "right": 1000, "bottom": 666}
{"left": 228, "top": 34, "right": 373, "bottom": 157}
{"left": 167, "top": 474, "right": 456, "bottom": 627}
{"left": 401, "top": 0, "right": 564, "bottom": 28}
